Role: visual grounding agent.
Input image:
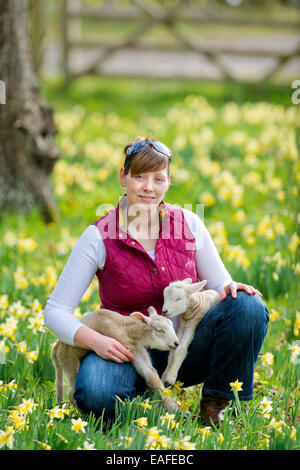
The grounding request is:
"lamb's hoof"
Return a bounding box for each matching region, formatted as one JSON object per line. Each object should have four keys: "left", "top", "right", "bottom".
{"left": 164, "top": 397, "right": 179, "bottom": 412}
{"left": 164, "top": 381, "right": 173, "bottom": 388}
{"left": 163, "top": 376, "right": 176, "bottom": 387}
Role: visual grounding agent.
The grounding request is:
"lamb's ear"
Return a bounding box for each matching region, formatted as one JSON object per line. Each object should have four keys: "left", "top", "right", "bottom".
{"left": 186, "top": 280, "right": 207, "bottom": 293}
{"left": 147, "top": 306, "right": 158, "bottom": 317}
{"left": 130, "top": 311, "right": 148, "bottom": 323}
{"left": 183, "top": 278, "right": 193, "bottom": 284}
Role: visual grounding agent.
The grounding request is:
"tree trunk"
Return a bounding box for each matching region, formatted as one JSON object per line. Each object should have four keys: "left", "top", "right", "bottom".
{"left": 0, "top": 0, "right": 60, "bottom": 223}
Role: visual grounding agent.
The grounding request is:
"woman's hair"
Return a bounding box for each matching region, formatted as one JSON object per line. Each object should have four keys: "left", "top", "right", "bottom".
{"left": 123, "top": 136, "right": 170, "bottom": 176}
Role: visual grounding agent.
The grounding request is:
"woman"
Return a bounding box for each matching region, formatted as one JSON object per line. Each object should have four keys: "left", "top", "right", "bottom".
{"left": 44, "top": 136, "right": 269, "bottom": 425}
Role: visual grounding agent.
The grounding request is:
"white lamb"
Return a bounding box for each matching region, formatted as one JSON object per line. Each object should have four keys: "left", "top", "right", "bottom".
{"left": 161, "top": 278, "right": 221, "bottom": 387}
{"left": 51, "top": 306, "right": 180, "bottom": 412}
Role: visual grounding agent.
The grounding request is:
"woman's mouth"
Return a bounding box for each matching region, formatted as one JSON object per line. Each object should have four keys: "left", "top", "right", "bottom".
{"left": 139, "top": 195, "right": 155, "bottom": 203}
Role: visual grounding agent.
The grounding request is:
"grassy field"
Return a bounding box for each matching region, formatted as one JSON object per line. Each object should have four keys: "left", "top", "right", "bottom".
{"left": 0, "top": 76, "right": 299, "bottom": 450}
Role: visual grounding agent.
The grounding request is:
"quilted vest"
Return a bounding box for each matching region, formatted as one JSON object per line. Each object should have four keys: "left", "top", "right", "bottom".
{"left": 93, "top": 197, "right": 197, "bottom": 316}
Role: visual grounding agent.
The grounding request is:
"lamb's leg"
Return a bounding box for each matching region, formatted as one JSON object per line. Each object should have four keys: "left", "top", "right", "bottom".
{"left": 51, "top": 342, "right": 64, "bottom": 402}
{"left": 161, "top": 321, "right": 186, "bottom": 385}
{"left": 132, "top": 349, "right": 179, "bottom": 412}
{"left": 64, "top": 357, "right": 81, "bottom": 406}
{"left": 163, "top": 325, "right": 196, "bottom": 387}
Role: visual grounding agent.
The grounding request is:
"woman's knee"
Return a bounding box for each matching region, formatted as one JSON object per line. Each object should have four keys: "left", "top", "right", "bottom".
{"left": 223, "top": 290, "right": 269, "bottom": 333}
{"left": 74, "top": 353, "right": 137, "bottom": 417}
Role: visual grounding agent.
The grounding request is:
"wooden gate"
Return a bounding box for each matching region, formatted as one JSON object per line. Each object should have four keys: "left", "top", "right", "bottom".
{"left": 61, "top": 0, "right": 300, "bottom": 83}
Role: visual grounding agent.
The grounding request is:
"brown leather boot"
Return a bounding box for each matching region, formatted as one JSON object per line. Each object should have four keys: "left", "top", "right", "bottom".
{"left": 200, "top": 394, "right": 231, "bottom": 427}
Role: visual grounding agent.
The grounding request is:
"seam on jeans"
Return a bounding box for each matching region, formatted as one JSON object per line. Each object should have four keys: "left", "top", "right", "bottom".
{"left": 202, "top": 387, "right": 253, "bottom": 401}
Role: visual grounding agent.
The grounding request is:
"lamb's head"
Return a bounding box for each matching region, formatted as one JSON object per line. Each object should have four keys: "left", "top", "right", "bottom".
{"left": 162, "top": 278, "right": 207, "bottom": 318}
{"left": 130, "top": 307, "right": 178, "bottom": 351}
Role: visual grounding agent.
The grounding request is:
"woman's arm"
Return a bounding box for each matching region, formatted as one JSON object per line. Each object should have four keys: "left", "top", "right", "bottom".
{"left": 44, "top": 225, "right": 135, "bottom": 362}
{"left": 182, "top": 208, "right": 233, "bottom": 292}
{"left": 44, "top": 225, "right": 100, "bottom": 345}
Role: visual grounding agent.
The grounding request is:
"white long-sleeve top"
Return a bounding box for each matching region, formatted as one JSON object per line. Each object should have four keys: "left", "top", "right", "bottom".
{"left": 44, "top": 208, "right": 232, "bottom": 345}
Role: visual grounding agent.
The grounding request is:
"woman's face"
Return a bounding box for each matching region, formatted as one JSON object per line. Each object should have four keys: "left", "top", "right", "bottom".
{"left": 120, "top": 166, "right": 171, "bottom": 209}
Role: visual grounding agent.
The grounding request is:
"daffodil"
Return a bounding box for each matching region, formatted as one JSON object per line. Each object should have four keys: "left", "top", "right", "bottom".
{"left": 71, "top": 417, "right": 88, "bottom": 433}
{"left": 0, "top": 294, "right": 9, "bottom": 310}
{"left": 0, "top": 317, "right": 18, "bottom": 340}
{"left": 233, "top": 209, "right": 246, "bottom": 222}
{"left": 155, "top": 434, "right": 172, "bottom": 450}
{"left": 17, "top": 237, "right": 37, "bottom": 253}
{"left": 201, "top": 192, "right": 216, "bottom": 206}
{"left": 3, "top": 380, "right": 17, "bottom": 392}
{"left": 24, "top": 349, "right": 39, "bottom": 363}
{"left": 269, "top": 309, "right": 280, "bottom": 321}
{"left": 119, "top": 436, "right": 132, "bottom": 447}
{"left": 145, "top": 426, "right": 161, "bottom": 448}
{"left": 3, "top": 231, "right": 18, "bottom": 247}
{"left": 179, "top": 402, "right": 190, "bottom": 411}
{"left": 174, "top": 435, "right": 196, "bottom": 450}
{"left": 230, "top": 379, "right": 243, "bottom": 392}
{"left": 259, "top": 352, "right": 274, "bottom": 366}
{"left": 29, "top": 299, "right": 43, "bottom": 311}
{"left": 0, "top": 427, "right": 15, "bottom": 449}
{"left": 288, "top": 342, "right": 300, "bottom": 363}
{"left": 7, "top": 410, "right": 27, "bottom": 431}
{"left": 14, "top": 398, "right": 37, "bottom": 415}
{"left": 133, "top": 417, "right": 148, "bottom": 428}
{"left": 160, "top": 412, "right": 176, "bottom": 429}
{"left": 14, "top": 341, "right": 28, "bottom": 353}
{"left": 259, "top": 397, "right": 273, "bottom": 419}
{"left": 139, "top": 399, "right": 152, "bottom": 410}
{"left": 173, "top": 381, "right": 184, "bottom": 394}
{"left": 27, "top": 312, "right": 44, "bottom": 334}
{"left": 265, "top": 417, "right": 286, "bottom": 433}
{"left": 293, "top": 312, "right": 300, "bottom": 336}
{"left": 46, "top": 406, "right": 64, "bottom": 420}
{"left": 80, "top": 440, "right": 96, "bottom": 450}
{"left": 198, "top": 426, "right": 212, "bottom": 438}
{"left": 290, "top": 426, "right": 297, "bottom": 441}
{"left": 0, "top": 339, "right": 8, "bottom": 360}
{"left": 160, "top": 387, "right": 172, "bottom": 397}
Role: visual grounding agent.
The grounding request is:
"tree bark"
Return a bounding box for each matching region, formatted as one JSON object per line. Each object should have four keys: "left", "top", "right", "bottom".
{"left": 0, "top": 0, "right": 60, "bottom": 223}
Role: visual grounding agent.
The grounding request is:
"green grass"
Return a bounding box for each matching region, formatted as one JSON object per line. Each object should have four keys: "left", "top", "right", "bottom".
{"left": 0, "top": 76, "right": 299, "bottom": 450}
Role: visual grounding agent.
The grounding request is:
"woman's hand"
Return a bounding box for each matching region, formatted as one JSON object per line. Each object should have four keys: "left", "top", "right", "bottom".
{"left": 93, "top": 335, "right": 136, "bottom": 363}
{"left": 74, "top": 325, "right": 136, "bottom": 363}
{"left": 220, "top": 281, "right": 263, "bottom": 300}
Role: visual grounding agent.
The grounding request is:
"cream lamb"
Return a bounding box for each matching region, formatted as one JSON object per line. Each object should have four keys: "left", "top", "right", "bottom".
{"left": 161, "top": 278, "right": 221, "bottom": 386}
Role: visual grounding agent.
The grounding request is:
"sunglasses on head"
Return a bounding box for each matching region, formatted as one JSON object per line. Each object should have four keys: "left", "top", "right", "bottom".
{"left": 125, "top": 140, "right": 172, "bottom": 159}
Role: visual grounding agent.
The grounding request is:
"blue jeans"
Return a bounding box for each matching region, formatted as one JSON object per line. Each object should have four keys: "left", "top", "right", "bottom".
{"left": 74, "top": 291, "right": 269, "bottom": 418}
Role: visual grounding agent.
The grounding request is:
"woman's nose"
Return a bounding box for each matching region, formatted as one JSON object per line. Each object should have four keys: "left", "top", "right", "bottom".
{"left": 143, "top": 179, "right": 154, "bottom": 191}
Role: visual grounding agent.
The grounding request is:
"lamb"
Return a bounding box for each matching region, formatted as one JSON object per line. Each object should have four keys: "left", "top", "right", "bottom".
{"left": 161, "top": 278, "right": 221, "bottom": 387}
{"left": 51, "top": 306, "right": 180, "bottom": 412}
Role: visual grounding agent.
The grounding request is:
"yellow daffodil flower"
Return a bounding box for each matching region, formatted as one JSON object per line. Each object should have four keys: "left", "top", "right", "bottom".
{"left": 230, "top": 379, "right": 243, "bottom": 392}
{"left": 0, "top": 428, "right": 15, "bottom": 449}
{"left": 71, "top": 417, "right": 88, "bottom": 433}
{"left": 133, "top": 417, "right": 148, "bottom": 428}
{"left": 259, "top": 352, "right": 274, "bottom": 365}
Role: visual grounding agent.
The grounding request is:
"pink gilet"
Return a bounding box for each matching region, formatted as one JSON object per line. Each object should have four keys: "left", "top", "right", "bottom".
{"left": 93, "top": 200, "right": 197, "bottom": 316}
